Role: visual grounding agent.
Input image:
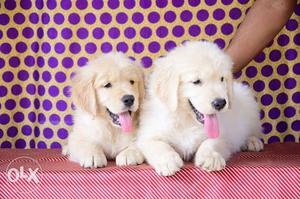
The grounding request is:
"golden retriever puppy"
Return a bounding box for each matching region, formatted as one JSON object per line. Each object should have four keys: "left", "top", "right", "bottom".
{"left": 64, "top": 52, "right": 145, "bottom": 168}
{"left": 137, "top": 41, "right": 263, "bottom": 176}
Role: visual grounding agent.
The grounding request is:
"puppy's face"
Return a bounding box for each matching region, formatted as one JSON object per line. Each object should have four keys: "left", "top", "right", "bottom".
{"left": 180, "top": 66, "right": 232, "bottom": 123}
{"left": 153, "top": 41, "right": 233, "bottom": 125}
{"left": 95, "top": 67, "right": 141, "bottom": 124}
{"left": 72, "top": 53, "right": 144, "bottom": 132}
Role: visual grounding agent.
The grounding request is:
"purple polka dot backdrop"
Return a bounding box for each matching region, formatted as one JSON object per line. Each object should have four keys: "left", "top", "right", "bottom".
{"left": 236, "top": 3, "right": 300, "bottom": 144}
{"left": 0, "top": 0, "right": 299, "bottom": 148}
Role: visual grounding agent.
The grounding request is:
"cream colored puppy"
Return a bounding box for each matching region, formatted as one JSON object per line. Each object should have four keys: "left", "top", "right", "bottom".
{"left": 137, "top": 41, "right": 263, "bottom": 176}
{"left": 64, "top": 52, "right": 145, "bottom": 168}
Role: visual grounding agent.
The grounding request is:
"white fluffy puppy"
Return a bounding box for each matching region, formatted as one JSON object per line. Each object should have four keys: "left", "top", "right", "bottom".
{"left": 137, "top": 41, "right": 263, "bottom": 176}
{"left": 64, "top": 52, "right": 145, "bottom": 168}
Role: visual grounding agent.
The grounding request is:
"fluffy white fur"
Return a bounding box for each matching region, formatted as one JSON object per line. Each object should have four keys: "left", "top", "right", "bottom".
{"left": 137, "top": 41, "right": 264, "bottom": 176}
{"left": 64, "top": 52, "right": 145, "bottom": 168}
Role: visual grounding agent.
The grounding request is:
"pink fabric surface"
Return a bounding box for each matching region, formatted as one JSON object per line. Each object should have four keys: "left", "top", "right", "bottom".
{"left": 0, "top": 143, "right": 299, "bottom": 198}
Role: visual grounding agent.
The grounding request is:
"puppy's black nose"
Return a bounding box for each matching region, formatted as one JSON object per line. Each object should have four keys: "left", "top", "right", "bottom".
{"left": 212, "top": 98, "right": 226, "bottom": 111}
{"left": 122, "top": 95, "right": 135, "bottom": 107}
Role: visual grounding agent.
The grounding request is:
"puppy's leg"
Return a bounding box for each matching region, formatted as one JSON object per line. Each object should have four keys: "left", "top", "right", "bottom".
{"left": 241, "top": 136, "right": 264, "bottom": 152}
{"left": 195, "top": 138, "right": 230, "bottom": 172}
{"left": 116, "top": 144, "right": 144, "bottom": 166}
{"left": 139, "top": 140, "right": 183, "bottom": 176}
{"left": 68, "top": 137, "right": 107, "bottom": 168}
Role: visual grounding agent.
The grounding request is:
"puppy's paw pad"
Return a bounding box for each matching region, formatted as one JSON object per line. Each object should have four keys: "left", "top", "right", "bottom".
{"left": 116, "top": 149, "right": 144, "bottom": 166}
{"left": 154, "top": 152, "right": 183, "bottom": 176}
{"left": 79, "top": 153, "right": 107, "bottom": 168}
{"left": 195, "top": 151, "right": 225, "bottom": 172}
{"left": 243, "top": 136, "right": 264, "bottom": 152}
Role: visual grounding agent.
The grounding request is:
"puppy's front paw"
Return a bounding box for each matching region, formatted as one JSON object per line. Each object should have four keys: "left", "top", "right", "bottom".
{"left": 242, "top": 136, "right": 264, "bottom": 152}
{"left": 116, "top": 148, "right": 144, "bottom": 166}
{"left": 79, "top": 152, "right": 107, "bottom": 168}
{"left": 195, "top": 150, "right": 225, "bottom": 172}
{"left": 152, "top": 152, "right": 183, "bottom": 176}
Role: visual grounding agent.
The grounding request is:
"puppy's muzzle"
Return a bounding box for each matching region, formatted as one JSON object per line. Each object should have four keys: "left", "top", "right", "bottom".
{"left": 122, "top": 95, "right": 135, "bottom": 107}
{"left": 211, "top": 98, "right": 226, "bottom": 111}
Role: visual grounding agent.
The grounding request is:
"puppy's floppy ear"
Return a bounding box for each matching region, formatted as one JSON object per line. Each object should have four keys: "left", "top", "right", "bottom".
{"left": 71, "top": 67, "right": 97, "bottom": 116}
{"left": 226, "top": 72, "right": 233, "bottom": 109}
{"left": 133, "top": 61, "right": 146, "bottom": 105}
{"left": 137, "top": 69, "right": 145, "bottom": 105}
{"left": 151, "top": 59, "right": 179, "bottom": 111}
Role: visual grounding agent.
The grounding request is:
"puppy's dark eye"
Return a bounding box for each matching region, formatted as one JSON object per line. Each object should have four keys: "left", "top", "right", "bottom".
{"left": 193, "top": 79, "right": 202, "bottom": 85}
{"left": 130, "top": 80, "right": 135, "bottom": 85}
{"left": 104, "top": 83, "right": 112, "bottom": 88}
{"left": 221, "top": 77, "right": 224, "bottom": 82}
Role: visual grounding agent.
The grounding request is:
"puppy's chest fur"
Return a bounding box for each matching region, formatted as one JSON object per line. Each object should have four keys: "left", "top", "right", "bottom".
{"left": 95, "top": 123, "right": 136, "bottom": 159}
{"left": 168, "top": 126, "right": 206, "bottom": 161}
{"left": 102, "top": 130, "right": 135, "bottom": 158}
{"left": 74, "top": 111, "right": 136, "bottom": 158}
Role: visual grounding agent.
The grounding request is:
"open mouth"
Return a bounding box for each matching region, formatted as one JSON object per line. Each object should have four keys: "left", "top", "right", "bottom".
{"left": 188, "top": 100, "right": 220, "bottom": 139}
{"left": 106, "top": 108, "right": 133, "bottom": 133}
{"left": 188, "top": 100, "right": 204, "bottom": 124}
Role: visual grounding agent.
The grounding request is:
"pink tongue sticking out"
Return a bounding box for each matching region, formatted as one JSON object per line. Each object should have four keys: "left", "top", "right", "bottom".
{"left": 204, "top": 114, "right": 219, "bottom": 138}
{"left": 118, "top": 112, "right": 133, "bottom": 133}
